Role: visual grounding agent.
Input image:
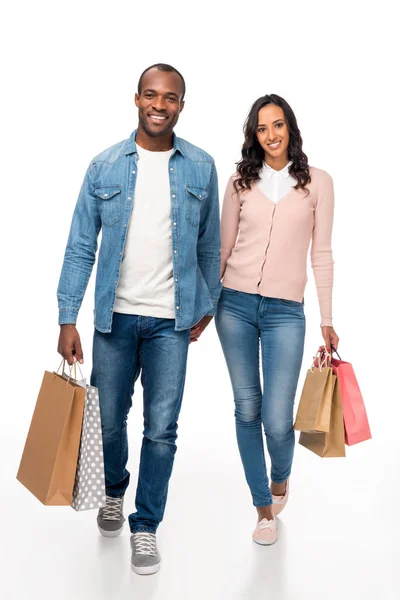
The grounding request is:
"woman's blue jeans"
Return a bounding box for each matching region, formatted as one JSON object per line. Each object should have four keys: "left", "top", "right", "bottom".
{"left": 216, "top": 288, "right": 306, "bottom": 507}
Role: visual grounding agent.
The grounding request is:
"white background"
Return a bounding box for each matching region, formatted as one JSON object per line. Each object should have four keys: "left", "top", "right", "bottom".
{"left": 1, "top": 1, "right": 399, "bottom": 598}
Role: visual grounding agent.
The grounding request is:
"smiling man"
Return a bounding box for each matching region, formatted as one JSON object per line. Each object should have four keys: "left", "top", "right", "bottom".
{"left": 57, "top": 64, "right": 221, "bottom": 575}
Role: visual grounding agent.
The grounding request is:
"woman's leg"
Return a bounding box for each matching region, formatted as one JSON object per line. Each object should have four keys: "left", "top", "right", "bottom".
{"left": 259, "top": 298, "right": 306, "bottom": 487}
{"left": 216, "top": 289, "right": 273, "bottom": 508}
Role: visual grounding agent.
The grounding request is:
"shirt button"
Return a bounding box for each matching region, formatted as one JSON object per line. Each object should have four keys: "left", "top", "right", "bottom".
{"left": 176, "top": 306, "right": 180, "bottom": 310}
{"left": 173, "top": 222, "right": 177, "bottom": 226}
{"left": 119, "top": 252, "right": 123, "bottom": 256}
{"left": 114, "top": 281, "right": 117, "bottom": 284}
{"left": 172, "top": 194, "right": 176, "bottom": 198}
{"left": 175, "top": 278, "right": 178, "bottom": 282}
{"left": 174, "top": 250, "right": 177, "bottom": 254}
{"left": 132, "top": 170, "right": 136, "bottom": 174}
{"left": 123, "top": 224, "right": 127, "bottom": 227}
{"left": 128, "top": 197, "right": 132, "bottom": 200}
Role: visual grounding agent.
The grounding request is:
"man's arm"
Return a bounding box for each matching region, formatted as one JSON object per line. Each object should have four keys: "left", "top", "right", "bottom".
{"left": 57, "top": 161, "right": 101, "bottom": 363}
{"left": 197, "top": 161, "right": 222, "bottom": 317}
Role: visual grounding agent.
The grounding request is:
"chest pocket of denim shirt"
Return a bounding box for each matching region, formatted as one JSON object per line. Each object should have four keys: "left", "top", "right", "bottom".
{"left": 94, "top": 186, "right": 122, "bottom": 227}
{"left": 186, "top": 186, "right": 208, "bottom": 228}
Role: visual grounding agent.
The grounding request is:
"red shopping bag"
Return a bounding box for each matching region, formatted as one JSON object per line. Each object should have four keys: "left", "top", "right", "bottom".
{"left": 324, "top": 347, "right": 371, "bottom": 446}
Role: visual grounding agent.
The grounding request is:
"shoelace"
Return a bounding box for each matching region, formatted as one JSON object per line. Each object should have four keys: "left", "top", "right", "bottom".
{"left": 257, "top": 518, "right": 275, "bottom": 531}
{"left": 102, "top": 496, "right": 123, "bottom": 521}
{"left": 132, "top": 533, "right": 157, "bottom": 556}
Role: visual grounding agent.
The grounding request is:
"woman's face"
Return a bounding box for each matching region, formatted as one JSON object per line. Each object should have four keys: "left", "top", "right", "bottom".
{"left": 256, "top": 104, "right": 289, "bottom": 163}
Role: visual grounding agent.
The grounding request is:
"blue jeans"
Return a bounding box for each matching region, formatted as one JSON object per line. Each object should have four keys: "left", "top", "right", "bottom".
{"left": 91, "top": 313, "right": 190, "bottom": 533}
{"left": 215, "top": 289, "right": 306, "bottom": 507}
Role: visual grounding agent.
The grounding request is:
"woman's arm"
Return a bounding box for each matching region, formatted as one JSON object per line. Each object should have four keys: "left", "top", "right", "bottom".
{"left": 220, "top": 176, "right": 241, "bottom": 279}
{"left": 310, "top": 172, "right": 335, "bottom": 327}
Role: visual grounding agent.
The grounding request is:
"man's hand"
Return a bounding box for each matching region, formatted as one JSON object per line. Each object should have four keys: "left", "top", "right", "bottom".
{"left": 190, "top": 315, "right": 213, "bottom": 343}
{"left": 57, "top": 324, "right": 84, "bottom": 365}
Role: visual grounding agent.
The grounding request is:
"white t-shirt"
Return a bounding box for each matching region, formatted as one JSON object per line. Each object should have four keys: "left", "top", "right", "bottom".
{"left": 257, "top": 161, "right": 296, "bottom": 202}
{"left": 114, "top": 144, "right": 175, "bottom": 319}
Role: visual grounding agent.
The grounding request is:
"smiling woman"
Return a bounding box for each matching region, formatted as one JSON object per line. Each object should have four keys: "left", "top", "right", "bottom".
{"left": 216, "top": 92, "right": 339, "bottom": 546}
{"left": 235, "top": 94, "right": 311, "bottom": 193}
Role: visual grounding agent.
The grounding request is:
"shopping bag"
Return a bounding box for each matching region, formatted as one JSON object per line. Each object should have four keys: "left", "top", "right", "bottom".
{"left": 17, "top": 363, "right": 86, "bottom": 505}
{"left": 299, "top": 376, "right": 346, "bottom": 457}
{"left": 330, "top": 347, "right": 371, "bottom": 446}
{"left": 72, "top": 384, "right": 106, "bottom": 511}
{"left": 294, "top": 351, "right": 334, "bottom": 433}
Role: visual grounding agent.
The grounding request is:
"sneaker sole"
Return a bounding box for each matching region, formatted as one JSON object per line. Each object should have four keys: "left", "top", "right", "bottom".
{"left": 253, "top": 537, "right": 277, "bottom": 546}
{"left": 131, "top": 563, "right": 160, "bottom": 575}
{"left": 98, "top": 524, "right": 124, "bottom": 538}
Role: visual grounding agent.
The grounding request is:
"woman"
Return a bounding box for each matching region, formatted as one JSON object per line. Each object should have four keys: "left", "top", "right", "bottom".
{"left": 215, "top": 94, "right": 339, "bottom": 545}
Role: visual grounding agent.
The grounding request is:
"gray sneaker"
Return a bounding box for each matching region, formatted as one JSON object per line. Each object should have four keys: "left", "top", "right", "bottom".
{"left": 130, "top": 533, "right": 161, "bottom": 575}
{"left": 97, "top": 496, "right": 125, "bottom": 537}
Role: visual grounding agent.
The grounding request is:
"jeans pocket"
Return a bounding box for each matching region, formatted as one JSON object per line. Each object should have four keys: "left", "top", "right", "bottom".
{"left": 222, "top": 287, "right": 240, "bottom": 295}
{"left": 94, "top": 186, "right": 122, "bottom": 227}
{"left": 278, "top": 298, "right": 303, "bottom": 308}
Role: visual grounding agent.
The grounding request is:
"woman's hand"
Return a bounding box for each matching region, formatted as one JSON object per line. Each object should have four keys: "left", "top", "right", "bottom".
{"left": 321, "top": 326, "right": 339, "bottom": 352}
{"left": 190, "top": 316, "right": 213, "bottom": 343}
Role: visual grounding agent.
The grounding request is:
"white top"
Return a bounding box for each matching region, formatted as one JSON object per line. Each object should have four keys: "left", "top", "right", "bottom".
{"left": 114, "top": 144, "right": 175, "bottom": 319}
{"left": 257, "top": 161, "right": 296, "bottom": 203}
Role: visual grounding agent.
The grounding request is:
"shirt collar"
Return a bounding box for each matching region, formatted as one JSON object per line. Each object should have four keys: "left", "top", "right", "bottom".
{"left": 263, "top": 161, "right": 293, "bottom": 179}
{"left": 125, "top": 129, "right": 186, "bottom": 157}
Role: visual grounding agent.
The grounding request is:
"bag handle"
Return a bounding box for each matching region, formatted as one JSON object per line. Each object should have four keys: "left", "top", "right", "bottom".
{"left": 55, "top": 358, "right": 84, "bottom": 384}
{"left": 310, "top": 347, "right": 331, "bottom": 372}
{"left": 330, "top": 344, "right": 342, "bottom": 360}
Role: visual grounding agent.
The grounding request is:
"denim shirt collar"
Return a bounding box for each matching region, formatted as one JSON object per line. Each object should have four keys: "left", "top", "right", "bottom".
{"left": 124, "top": 129, "right": 186, "bottom": 157}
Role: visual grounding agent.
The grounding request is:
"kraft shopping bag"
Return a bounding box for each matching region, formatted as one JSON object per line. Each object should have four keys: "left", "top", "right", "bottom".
{"left": 299, "top": 376, "right": 346, "bottom": 457}
{"left": 17, "top": 362, "right": 86, "bottom": 505}
{"left": 294, "top": 350, "right": 334, "bottom": 433}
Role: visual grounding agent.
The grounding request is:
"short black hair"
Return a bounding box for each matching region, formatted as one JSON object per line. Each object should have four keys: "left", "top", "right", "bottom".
{"left": 137, "top": 63, "right": 186, "bottom": 100}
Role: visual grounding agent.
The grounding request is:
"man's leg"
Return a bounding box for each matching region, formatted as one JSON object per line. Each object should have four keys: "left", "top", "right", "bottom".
{"left": 129, "top": 316, "right": 190, "bottom": 533}
{"left": 91, "top": 313, "right": 140, "bottom": 504}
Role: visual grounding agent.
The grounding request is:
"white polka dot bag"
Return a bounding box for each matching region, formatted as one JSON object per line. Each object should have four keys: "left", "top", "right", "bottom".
{"left": 71, "top": 384, "right": 106, "bottom": 511}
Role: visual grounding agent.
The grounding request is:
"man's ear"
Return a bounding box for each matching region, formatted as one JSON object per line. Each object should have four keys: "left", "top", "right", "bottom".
{"left": 179, "top": 100, "right": 185, "bottom": 113}
{"left": 134, "top": 93, "right": 140, "bottom": 108}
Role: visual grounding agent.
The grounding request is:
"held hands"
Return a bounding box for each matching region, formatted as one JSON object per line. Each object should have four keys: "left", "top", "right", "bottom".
{"left": 320, "top": 326, "right": 339, "bottom": 353}
{"left": 57, "top": 324, "right": 84, "bottom": 365}
{"left": 189, "top": 316, "right": 213, "bottom": 343}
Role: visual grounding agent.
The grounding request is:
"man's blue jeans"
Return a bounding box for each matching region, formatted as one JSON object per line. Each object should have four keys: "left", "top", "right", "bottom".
{"left": 216, "top": 288, "right": 306, "bottom": 507}
{"left": 91, "top": 313, "right": 190, "bottom": 533}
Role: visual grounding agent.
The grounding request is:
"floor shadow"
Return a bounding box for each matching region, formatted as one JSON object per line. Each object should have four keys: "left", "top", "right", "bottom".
{"left": 238, "top": 518, "right": 289, "bottom": 600}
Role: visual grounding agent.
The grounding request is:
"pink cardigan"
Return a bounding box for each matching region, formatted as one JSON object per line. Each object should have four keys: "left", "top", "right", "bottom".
{"left": 220, "top": 167, "right": 335, "bottom": 327}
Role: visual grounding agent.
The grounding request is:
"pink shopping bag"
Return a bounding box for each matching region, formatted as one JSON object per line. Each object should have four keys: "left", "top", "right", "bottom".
{"left": 329, "top": 347, "right": 371, "bottom": 446}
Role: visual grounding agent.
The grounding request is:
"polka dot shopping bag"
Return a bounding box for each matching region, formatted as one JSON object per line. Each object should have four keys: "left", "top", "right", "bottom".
{"left": 71, "top": 383, "right": 106, "bottom": 511}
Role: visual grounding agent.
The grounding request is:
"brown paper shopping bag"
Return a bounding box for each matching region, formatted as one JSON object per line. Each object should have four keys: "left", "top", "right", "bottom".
{"left": 294, "top": 350, "right": 334, "bottom": 433}
{"left": 299, "top": 376, "right": 346, "bottom": 457}
{"left": 17, "top": 365, "right": 86, "bottom": 505}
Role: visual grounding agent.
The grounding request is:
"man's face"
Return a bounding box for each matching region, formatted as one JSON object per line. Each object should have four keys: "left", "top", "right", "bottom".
{"left": 135, "top": 69, "right": 185, "bottom": 137}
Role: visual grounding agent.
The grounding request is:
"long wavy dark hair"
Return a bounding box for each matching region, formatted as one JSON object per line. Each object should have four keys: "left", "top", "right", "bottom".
{"left": 234, "top": 94, "right": 311, "bottom": 194}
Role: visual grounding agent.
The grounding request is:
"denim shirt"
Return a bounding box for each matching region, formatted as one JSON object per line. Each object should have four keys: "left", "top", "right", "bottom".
{"left": 57, "top": 130, "right": 221, "bottom": 332}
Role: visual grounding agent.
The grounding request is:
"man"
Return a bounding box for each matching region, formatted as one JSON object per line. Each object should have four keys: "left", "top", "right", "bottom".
{"left": 57, "top": 63, "right": 221, "bottom": 575}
